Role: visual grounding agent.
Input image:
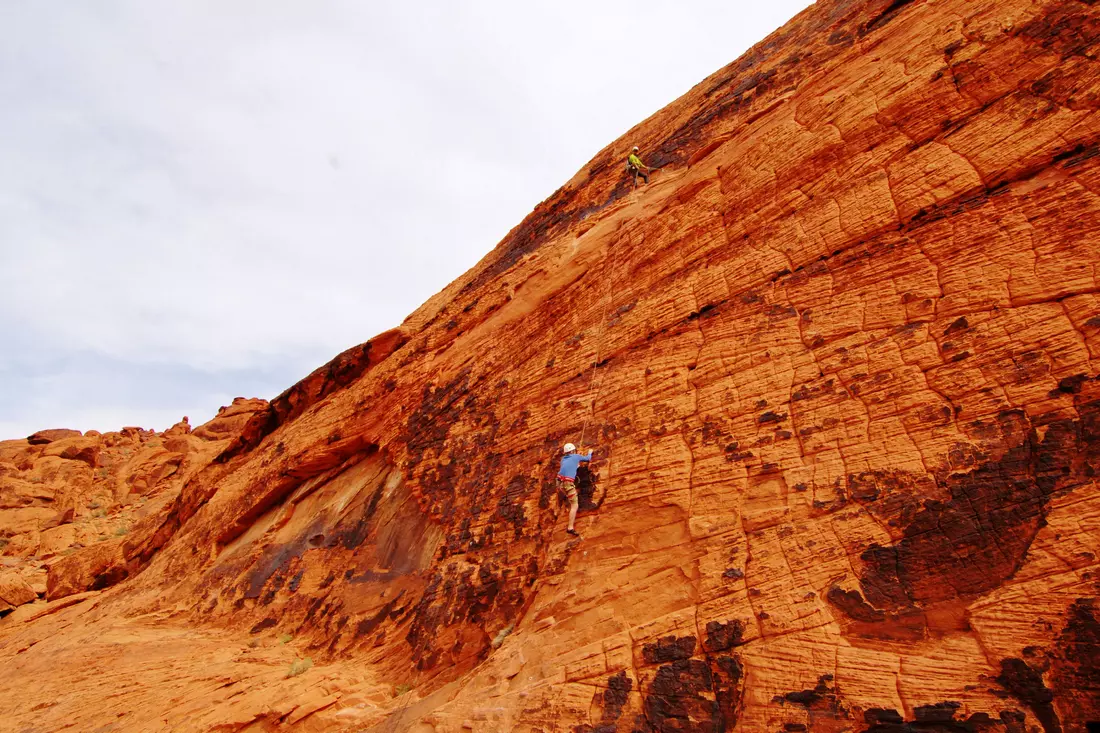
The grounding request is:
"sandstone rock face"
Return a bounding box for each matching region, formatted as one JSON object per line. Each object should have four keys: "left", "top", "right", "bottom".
{"left": 3, "top": 0, "right": 1100, "bottom": 731}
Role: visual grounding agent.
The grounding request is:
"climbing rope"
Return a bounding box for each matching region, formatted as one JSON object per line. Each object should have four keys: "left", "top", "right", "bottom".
{"left": 577, "top": 240, "right": 620, "bottom": 448}
{"left": 575, "top": 164, "right": 659, "bottom": 447}
{"left": 383, "top": 680, "right": 415, "bottom": 733}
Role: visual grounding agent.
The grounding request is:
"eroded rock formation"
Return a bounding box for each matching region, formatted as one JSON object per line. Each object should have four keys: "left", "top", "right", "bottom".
{"left": 0, "top": 400, "right": 268, "bottom": 605}
{"left": 2, "top": 0, "right": 1099, "bottom": 730}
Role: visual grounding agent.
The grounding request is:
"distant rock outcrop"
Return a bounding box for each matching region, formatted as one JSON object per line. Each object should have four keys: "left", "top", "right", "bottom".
{"left": 0, "top": 400, "right": 267, "bottom": 613}
{"left": 2, "top": 0, "right": 1099, "bottom": 730}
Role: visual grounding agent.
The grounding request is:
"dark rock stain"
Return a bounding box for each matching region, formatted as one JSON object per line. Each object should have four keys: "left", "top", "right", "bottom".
{"left": 827, "top": 586, "right": 886, "bottom": 623}
{"left": 1049, "top": 373, "right": 1088, "bottom": 399}
{"left": 643, "top": 635, "right": 696, "bottom": 664}
{"left": 758, "top": 411, "right": 788, "bottom": 425}
{"left": 996, "top": 658, "right": 1061, "bottom": 733}
{"left": 945, "top": 316, "right": 970, "bottom": 336}
{"left": 772, "top": 673, "right": 837, "bottom": 710}
{"left": 594, "top": 671, "right": 632, "bottom": 727}
{"left": 703, "top": 620, "right": 745, "bottom": 653}
{"left": 848, "top": 387, "right": 1099, "bottom": 616}
{"left": 355, "top": 597, "right": 398, "bottom": 639}
{"left": 864, "top": 703, "right": 1015, "bottom": 731}
{"left": 634, "top": 633, "right": 743, "bottom": 732}
{"left": 1052, "top": 597, "right": 1100, "bottom": 725}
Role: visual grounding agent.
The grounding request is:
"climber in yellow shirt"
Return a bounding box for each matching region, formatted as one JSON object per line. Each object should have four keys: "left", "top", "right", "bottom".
{"left": 627, "top": 145, "right": 651, "bottom": 187}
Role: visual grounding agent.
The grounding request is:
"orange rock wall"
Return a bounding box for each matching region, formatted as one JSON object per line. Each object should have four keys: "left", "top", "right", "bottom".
{"left": 3, "top": 0, "right": 1100, "bottom": 731}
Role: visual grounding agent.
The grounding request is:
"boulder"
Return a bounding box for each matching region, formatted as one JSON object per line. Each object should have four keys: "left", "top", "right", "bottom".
{"left": 42, "top": 437, "right": 100, "bottom": 467}
{"left": 39, "top": 507, "right": 75, "bottom": 532}
{"left": 46, "top": 538, "right": 128, "bottom": 600}
{"left": 125, "top": 453, "right": 184, "bottom": 496}
{"left": 27, "top": 571, "right": 47, "bottom": 597}
{"left": 163, "top": 436, "right": 193, "bottom": 455}
{"left": 192, "top": 398, "right": 267, "bottom": 441}
{"left": 26, "top": 429, "right": 81, "bottom": 446}
{"left": 0, "top": 506, "right": 59, "bottom": 536}
{"left": 39, "top": 524, "right": 77, "bottom": 558}
{"left": 164, "top": 417, "right": 192, "bottom": 437}
{"left": 0, "top": 478, "right": 55, "bottom": 509}
{"left": 0, "top": 570, "right": 37, "bottom": 607}
{"left": 2, "top": 530, "right": 40, "bottom": 558}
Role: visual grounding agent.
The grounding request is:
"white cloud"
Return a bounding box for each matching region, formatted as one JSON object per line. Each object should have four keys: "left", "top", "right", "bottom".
{"left": 0, "top": 0, "right": 814, "bottom": 438}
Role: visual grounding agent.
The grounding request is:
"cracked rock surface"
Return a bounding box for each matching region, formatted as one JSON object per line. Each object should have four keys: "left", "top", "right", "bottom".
{"left": 2, "top": 0, "right": 1100, "bottom": 731}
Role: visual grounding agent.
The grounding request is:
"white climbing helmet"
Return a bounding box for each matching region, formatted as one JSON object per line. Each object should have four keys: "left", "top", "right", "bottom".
{"left": 632, "top": 145, "right": 639, "bottom": 152}
{"left": 563, "top": 443, "right": 576, "bottom": 454}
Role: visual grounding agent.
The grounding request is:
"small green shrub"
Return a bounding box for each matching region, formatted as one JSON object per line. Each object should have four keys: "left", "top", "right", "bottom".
{"left": 278, "top": 633, "right": 293, "bottom": 645}
{"left": 113, "top": 526, "right": 129, "bottom": 537}
{"left": 286, "top": 657, "right": 312, "bottom": 678}
{"left": 491, "top": 625, "right": 514, "bottom": 649}
{"left": 247, "top": 639, "right": 260, "bottom": 649}
{"left": 392, "top": 683, "right": 413, "bottom": 697}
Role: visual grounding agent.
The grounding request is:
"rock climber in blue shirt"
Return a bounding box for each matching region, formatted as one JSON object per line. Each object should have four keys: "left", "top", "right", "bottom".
{"left": 557, "top": 442, "right": 594, "bottom": 538}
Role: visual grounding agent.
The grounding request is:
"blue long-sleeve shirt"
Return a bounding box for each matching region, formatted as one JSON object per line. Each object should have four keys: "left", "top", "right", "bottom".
{"left": 558, "top": 451, "right": 593, "bottom": 479}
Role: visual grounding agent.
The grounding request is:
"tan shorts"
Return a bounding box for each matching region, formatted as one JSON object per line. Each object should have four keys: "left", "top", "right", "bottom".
{"left": 556, "top": 477, "right": 578, "bottom": 503}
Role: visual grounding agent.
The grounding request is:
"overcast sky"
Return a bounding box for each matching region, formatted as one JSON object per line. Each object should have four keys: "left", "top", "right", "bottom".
{"left": 0, "top": 0, "right": 813, "bottom": 440}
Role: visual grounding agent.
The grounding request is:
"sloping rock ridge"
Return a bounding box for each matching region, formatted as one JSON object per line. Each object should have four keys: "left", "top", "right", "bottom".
{"left": 2, "top": 0, "right": 1099, "bottom": 730}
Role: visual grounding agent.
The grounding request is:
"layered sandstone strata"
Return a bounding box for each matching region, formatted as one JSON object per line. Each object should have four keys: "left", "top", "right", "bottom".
{"left": 1, "top": 0, "right": 1098, "bottom": 730}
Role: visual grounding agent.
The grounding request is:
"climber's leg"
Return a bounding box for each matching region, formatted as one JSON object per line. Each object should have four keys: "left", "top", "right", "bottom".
{"left": 562, "top": 479, "right": 580, "bottom": 536}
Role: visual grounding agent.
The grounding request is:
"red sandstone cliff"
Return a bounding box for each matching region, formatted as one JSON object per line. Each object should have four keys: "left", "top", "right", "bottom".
{"left": 2, "top": 0, "right": 1099, "bottom": 730}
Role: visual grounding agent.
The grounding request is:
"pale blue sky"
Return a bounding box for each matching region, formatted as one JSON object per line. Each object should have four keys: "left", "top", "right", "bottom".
{"left": 0, "top": 0, "right": 814, "bottom": 439}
